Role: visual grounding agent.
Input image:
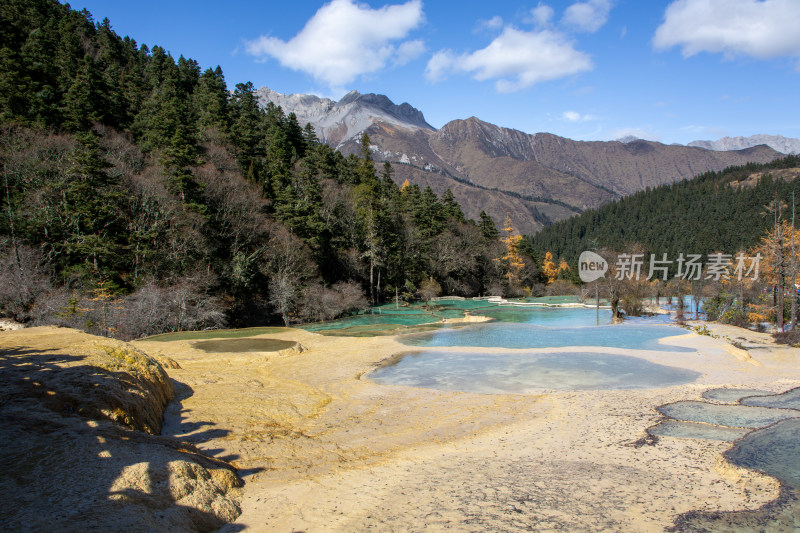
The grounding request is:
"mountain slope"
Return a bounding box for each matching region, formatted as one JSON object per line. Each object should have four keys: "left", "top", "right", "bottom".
{"left": 529, "top": 155, "right": 800, "bottom": 264}
{"left": 258, "top": 87, "right": 784, "bottom": 234}
{"left": 528, "top": 133, "right": 782, "bottom": 195}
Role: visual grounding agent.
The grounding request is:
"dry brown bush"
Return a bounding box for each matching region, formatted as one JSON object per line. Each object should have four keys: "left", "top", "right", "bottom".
{"left": 299, "top": 280, "right": 368, "bottom": 322}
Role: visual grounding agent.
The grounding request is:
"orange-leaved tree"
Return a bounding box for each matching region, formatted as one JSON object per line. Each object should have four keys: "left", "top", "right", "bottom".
{"left": 541, "top": 252, "right": 558, "bottom": 284}
{"left": 498, "top": 214, "right": 525, "bottom": 289}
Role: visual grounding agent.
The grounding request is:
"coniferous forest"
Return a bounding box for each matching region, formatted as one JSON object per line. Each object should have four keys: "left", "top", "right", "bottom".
{"left": 0, "top": 0, "right": 543, "bottom": 338}
{"left": 529, "top": 155, "right": 800, "bottom": 268}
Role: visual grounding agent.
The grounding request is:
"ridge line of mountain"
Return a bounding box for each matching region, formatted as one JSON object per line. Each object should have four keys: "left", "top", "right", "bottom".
{"left": 257, "top": 86, "right": 786, "bottom": 235}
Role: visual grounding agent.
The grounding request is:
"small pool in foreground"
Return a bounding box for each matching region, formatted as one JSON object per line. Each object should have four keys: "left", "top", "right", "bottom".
{"left": 369, "top": 351, "right": 701, "bottom": 393}
{"left": 192, "top": 338, "right": 297, "bottom": 353}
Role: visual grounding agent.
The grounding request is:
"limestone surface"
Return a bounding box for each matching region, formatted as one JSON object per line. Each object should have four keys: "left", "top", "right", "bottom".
{"left": 0, "top": 327, "right": 242, "bottom": 532}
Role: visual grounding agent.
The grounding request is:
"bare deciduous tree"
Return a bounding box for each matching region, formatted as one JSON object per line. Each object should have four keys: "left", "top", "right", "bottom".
{"left": 299, "top": 280, "right": 368, "bottom": 322}
{"left": 0, "top": 242, "right": 53, "bottom": 322}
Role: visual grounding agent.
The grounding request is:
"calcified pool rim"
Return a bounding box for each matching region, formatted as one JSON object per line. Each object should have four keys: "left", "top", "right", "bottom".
{"left": 657, "top": 387, "right": 800, "bottom": 531}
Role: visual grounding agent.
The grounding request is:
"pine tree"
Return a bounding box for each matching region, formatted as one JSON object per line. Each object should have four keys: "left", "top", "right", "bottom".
{"left": 62, "top": 55, "right": 104, "bottom": 131}
{"left": 416, "top": 186, "right": 444, "bottom": 238}
{"left": 284, "top": 112, "right": 305, "bottom": 159}
{"left": 357, "top": 133, "right": 377, "bottom": 186}
{"left": 441, "top": 189, "right": 465, "bottom": 222}
{"left": 479, "top": 211, "right": 499, "bottom": 240}
{"left": 229, "top": 82, "right": 265, "bottom": 176}
{"left": 194, "top": 66, "right": 230, "bottom": 134}
{"left": 56, "top": 131, "right": 127, "bottom": 282}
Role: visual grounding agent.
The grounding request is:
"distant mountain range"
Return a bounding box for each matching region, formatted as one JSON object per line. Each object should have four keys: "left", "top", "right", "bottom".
{"left": 688, "top": 135, "right": 800, "bottom": 155}
{"left": 258, "top": 88, "right": 786, "bottom": 234}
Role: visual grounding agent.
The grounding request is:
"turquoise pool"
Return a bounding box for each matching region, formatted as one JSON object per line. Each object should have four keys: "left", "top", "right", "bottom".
{"left": 361, "top": 304, "right": 695, "bottom": 393}
{"left": 369, "top": 350, "right": 701, "bottom": 393}
{"left": 300, "top": 298, "right": 611, "bottom": 335}
{"left": 480, "top": 306, "right": 611, "bottom": 326}
{"left": 400, "top": 323, "right": 692, "bottom": 351}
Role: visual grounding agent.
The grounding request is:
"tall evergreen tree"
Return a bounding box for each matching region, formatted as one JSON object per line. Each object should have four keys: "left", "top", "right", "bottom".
{"left": 441, "top": 189, "right": 465, "bottom": 222}
{"left": 479, "top": 211, "right": 499, "bottom": 241}
{"left": 194, "top": 66, "right": 230, "bottom": 134}
{"left": 54, "top": 131, "right": 127, "bottom": 282}
{"left": 229, "top": 81, "right": 265, "bottom": 177}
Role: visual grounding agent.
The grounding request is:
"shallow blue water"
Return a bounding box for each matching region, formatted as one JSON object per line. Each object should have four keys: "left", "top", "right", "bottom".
{"left": 726, "top": 418, "right": 800, "bottom": 488}
{"left": 480, "top": 307, "right": 612, "bottom": 327}
{"left": 400, "top": 323, "right": 693, "bottom": 352}
{"left": 657, "top": 401, "right": 800, "bottom": 428}
{"left": 701, "top": 388, "right": 772, "bottom": 403}
{"left": 741, "top": 387, "right": 800, "bottom": 410}
{"left": 369, "top": 351, "right": 701, "bottom": 393}
{"left": 648, "top": 420, "right": 751, "bottom": 442}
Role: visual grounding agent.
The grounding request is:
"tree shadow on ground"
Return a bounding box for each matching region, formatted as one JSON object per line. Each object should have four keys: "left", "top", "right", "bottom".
{"left": 0, "top": 343, "right": 247, "bottom": 531}
{"left": 161, "top": 379, "right": 265, "bottom": 476}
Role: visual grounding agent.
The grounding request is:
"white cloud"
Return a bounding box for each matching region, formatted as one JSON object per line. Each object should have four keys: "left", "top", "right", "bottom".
{"left": 527, "top": 4, "right": 555, "bottom": 28}
{"left": 394, "top": 39, "right": 426, "bottom": 66}
{"left": 425, "top": 27, "right": 592, "bottom": 92}
{"left": 244, "top": 0, "right": 424, "bottom": 89}
{"left": 608, "top": 127, "right": 662, "bottom": 142}
{"left": 563, "top": 110, "right": 596, "bottom": 122}
{"left": 654, "top": 0, "right": 800, "bottom": 59}
{"left": 561, "top": 0, "right": 613, "bottom": 33}
{"left": 425, "top": 49, "right": 457, "bottom": 83}
{"left": 481, "top": 16, "right": 504, "bottom": 31}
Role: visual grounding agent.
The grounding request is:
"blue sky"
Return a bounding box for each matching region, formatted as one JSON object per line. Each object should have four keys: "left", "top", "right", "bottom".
{"left": 69, "top": 0, "right": 800, "bottom": 145}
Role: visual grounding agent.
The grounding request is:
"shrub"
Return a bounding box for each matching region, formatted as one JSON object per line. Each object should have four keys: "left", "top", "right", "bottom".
{"left": 704, "top": 292, "right": 735, "bottom": 322}
{"left": 298, "top": 281, "right": 368, "bottom": 322}
{"left": 774, "top": 330, "right": 800, "bottom": 346}
{"left": 418, "top": 277, "right": 442, "bottom": 304}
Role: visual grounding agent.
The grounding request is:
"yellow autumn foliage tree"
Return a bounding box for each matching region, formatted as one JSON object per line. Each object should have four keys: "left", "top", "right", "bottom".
{"left": 499, "top": 214, "right": 525, "bottom": 287}
{"left": 753, "top": 220, "right": 800, "bottom": 286}
{"left": 542, "top": 252, "right": 558, "bottom": 284}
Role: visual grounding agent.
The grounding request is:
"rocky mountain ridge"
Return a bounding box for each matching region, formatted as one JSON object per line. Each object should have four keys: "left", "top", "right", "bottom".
{"left": 254, "top": 87, "right": 434, "bottom": 148}
{"left": 258, "top": 87, "right": 784, "bottom": 234}
{"left": 688, "top": 134, "right": 800, "bottom": 155}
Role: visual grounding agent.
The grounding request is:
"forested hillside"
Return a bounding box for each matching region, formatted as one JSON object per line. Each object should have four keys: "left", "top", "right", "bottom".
{"left": 529, "top": 156, "right": 800, "bottom": 265}
{"left": 0, "top": 0, "right": 531, "bottom": 338}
